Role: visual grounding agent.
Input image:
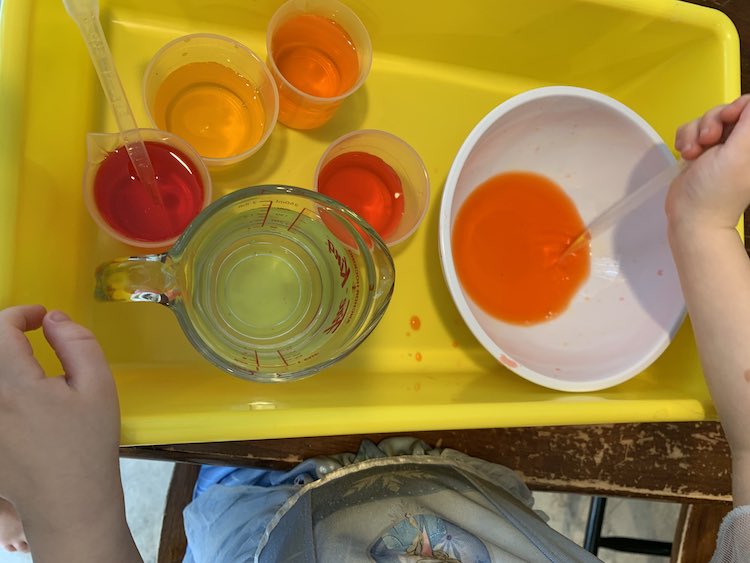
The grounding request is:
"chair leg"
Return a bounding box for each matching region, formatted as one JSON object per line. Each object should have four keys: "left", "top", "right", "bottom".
{"left": 584, "top": 496, "right": 671, "bottom": 556}
{"left": 584, "top": 496, "right": 607, "bottom": 554}
{"left": 671, "top": 502, "right": 732, "bottom": 563}
{"left": 157, "top": 463, "right": 201, "bottom": 563}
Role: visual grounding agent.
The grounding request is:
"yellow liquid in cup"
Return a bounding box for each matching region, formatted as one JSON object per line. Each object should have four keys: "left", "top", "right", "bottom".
{"left": 153, "top": 61, "right": 266, "bottom": 159}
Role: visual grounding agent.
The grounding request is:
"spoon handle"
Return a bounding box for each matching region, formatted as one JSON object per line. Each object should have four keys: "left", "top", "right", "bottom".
{"left": 585, "top": 159, "right": 685, "bottom": 240}
{"left": 560, "top": 159, "right": 685, "bottom": 260}
{"left": 63, "top": 0, "right": 160, "bottom": 202}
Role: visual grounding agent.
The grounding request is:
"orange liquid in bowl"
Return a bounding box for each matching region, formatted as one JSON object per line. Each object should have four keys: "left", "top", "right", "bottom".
{"left": 452, "top": 171, "right": 590, "bottom": 325}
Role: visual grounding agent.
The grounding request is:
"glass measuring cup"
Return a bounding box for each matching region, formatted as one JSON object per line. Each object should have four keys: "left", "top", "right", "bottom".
{"left": 94, "top": 185, "right": 396, "bottom": 382}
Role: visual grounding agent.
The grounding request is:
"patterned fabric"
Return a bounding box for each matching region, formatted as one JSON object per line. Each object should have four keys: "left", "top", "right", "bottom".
{"left": 183, "top": 438, "right": 602, "bottom": 563}
{"left": 710, "top": 505, "right": 750, "bottom": 563}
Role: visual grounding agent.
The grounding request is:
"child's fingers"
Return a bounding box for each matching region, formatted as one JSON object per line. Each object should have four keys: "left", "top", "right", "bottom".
{"left": 675, "top": 119, "right": 705, "bottom": 160}
{"left": 675, "top": 119, "right": 698, "bottom": 150}
{"left": 0, "top": 305, "right": 47, "bottom": 381}
{"left": 0, "top": 305, "right": 46, "bottom": 334}
{"left": 718, "top": 94, "right": 750, "bottom": 123}
{"left": 42, "top": 311, "right": 114, "bottom": 394}
{"left": 721, "top": 96, "right": 750, "bottom": 157}
{"left": 697, "top": 105, "right": 727, "bottom": 146}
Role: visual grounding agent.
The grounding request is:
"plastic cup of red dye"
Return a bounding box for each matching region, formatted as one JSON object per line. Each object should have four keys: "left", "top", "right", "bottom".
{"left": 83, "top": 128, "right": 212, "bottom": 248}
{"left": 313, "top": 129, "right": 430, "bottom": 246}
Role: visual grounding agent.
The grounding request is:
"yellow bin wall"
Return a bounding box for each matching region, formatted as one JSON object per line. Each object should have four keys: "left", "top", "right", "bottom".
{"left": 0, "top": 0, "right": 740, "bottom": 445}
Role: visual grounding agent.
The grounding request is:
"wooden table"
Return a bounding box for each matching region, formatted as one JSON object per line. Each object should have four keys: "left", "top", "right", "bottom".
{"left": 122, "top": 0, "right": 747, "bottom": 507}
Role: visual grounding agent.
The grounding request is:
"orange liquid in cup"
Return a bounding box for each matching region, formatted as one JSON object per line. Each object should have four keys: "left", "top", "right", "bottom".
{"left": 270, "top": 14, "right": 359, "bottom": 128}
{"left": 452, "top": 171, "right": 590, "bottom": 325}
{"left": 152, "top": 61, "right": 266, "bottom": 159}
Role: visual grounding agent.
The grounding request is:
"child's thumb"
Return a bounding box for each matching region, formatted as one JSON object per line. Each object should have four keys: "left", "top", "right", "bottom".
{"left": 42, "top": 310, "right": 113, "bottom": 390}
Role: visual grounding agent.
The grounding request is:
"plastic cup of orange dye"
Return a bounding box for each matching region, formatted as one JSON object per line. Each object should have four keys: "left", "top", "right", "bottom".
{"left": 266, "top": 0, "right": 372, "bottom": 130}
{"left": 143, "top": 33, "right": 279, "bottom": 167}
{"left": 313, "top": 129, "right": 430, "bottom": 246}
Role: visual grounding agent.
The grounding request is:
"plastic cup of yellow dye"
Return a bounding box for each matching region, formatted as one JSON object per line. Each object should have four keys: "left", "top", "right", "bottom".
{"left": 143, "top": 33, "right": 279, "bottom": 167}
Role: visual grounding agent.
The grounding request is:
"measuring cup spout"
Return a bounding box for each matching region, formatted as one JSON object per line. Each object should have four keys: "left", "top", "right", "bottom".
{"left": 370, "top": 243, "right": 395, "bottom": 306}
{"left": 95, "top": 254, "right": 176, "bottom": 305}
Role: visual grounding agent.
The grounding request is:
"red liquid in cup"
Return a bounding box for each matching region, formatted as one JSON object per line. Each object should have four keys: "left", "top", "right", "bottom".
{"left": 93, "top": 141, "right": 205, "bottom": 243}
{"left": 317, "top": 151, "right": 404, "bottom": 239}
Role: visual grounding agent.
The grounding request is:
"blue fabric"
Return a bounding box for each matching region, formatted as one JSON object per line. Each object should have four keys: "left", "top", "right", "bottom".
{"left": 183, "top": 439, "right": 433, "bottom": 563}
{"left": 181, "top": 438, "right": 601, "bottom": 563}
{"left": 183, "top": 461, "right": 322, "bottom": 563}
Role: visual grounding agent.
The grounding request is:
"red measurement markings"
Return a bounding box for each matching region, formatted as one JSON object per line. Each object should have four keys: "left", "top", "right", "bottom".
{"left": 261, "top": 201, "right": 273, "bottom": 226}
{"left": 277, "top": 350, "right": 288, "bottom": 366}
{"left": 323, "top": 297, "right": 350, "bottom": 334}
{"left": 287, "top": 208, "right": 307, "bottom": 231}
{"left": 327, "top": 239, "right": 351, "bottom": 287}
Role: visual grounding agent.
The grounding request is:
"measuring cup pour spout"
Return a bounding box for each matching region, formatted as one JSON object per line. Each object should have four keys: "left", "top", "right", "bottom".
{"left": 370, "top": 240, "right": 395, "bottom": 304}
{"left": 93, "top": 186, "right": 396, "bottom": 382}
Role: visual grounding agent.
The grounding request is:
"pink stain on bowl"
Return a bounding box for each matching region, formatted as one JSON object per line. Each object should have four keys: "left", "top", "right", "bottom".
{"left": 657, "top": 269, "right": 664, "bottom": 276}
{"left": 499, "top": 354, "right": 518, "bottom": 368}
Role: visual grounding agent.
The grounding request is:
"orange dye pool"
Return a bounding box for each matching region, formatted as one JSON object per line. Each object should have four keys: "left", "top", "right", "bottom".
{"left": 271, "top": 14, "right": 359, "bottom": 98}
{"left": 452, "top": 171, "right": 590, "bottom": 325}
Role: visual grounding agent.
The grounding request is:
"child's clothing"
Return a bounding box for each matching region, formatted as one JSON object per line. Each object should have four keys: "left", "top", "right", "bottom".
{"left": 182, "top": 437, "right": 747, "bottom": 562}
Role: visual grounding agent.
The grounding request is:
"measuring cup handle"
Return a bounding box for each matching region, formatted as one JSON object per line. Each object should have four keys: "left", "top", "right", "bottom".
{"left": 94, "top": 254, "right": 174, "bottom": 305}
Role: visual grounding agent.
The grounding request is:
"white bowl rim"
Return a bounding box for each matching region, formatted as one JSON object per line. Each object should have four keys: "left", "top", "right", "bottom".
{"left": 438, "top": 85, "right": 686, "bottom": 392}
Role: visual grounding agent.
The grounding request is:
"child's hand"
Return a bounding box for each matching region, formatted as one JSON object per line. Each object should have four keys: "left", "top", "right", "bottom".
{"left": 667, "top": 94, "right": 750, "bottom": 232}
{"left": 0, "top": 305, "right": 125, "bottom": 545}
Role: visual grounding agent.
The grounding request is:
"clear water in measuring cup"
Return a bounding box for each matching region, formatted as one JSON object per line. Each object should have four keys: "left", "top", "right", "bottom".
{"left": 176, "top": 194, "right": 368, "bottom": 376}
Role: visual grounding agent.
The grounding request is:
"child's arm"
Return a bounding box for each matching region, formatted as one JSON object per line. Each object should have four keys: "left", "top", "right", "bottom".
{"left": 0, "top": 305, "right": 143, "bottom": 563}
{"left": 668, "top": 94, "right": 750, "bottom": 506}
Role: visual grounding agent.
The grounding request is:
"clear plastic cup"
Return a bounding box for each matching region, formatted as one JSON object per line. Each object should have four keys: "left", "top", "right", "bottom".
{"left": 313, "top": 129, "right": 430, "bottom": 246}
{"left": 143, "top": 33, "right": 279, "bottom": 167}
{"left": 83, "top": 128, "right": 212, "bottom": 248}
{"left": 266, "top": 0, "right": 372, "bottom": 130}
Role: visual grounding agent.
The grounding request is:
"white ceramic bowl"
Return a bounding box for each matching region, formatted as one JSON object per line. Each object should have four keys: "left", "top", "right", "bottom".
{"left": 439, "top": 86, "right": 686, "bottom": 392}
